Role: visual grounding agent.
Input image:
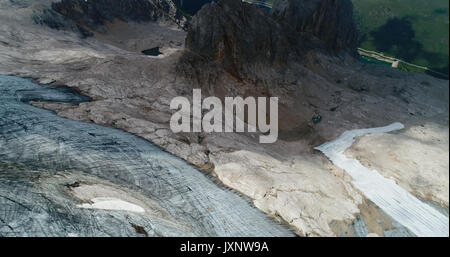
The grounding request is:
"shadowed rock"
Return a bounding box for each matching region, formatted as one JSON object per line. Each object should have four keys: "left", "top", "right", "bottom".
{"left": 272, "top": 0, "right": 359, "bottom": 52}
{"left": 181, "top": 0, "right": 359, "bottom": 83}
{"left": 34, "top": 0, "right": 186, "bottom": 36}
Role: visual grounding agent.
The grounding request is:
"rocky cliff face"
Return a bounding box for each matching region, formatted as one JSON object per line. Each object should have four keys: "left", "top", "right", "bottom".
{"left": 180, "top": 0, "right": 359, "bottom": 85}
{"left": 183, "top": 0, "right": 298, "bottom": 82}
{"left": 178, "top": 0, "right": 363, "bottom": 133}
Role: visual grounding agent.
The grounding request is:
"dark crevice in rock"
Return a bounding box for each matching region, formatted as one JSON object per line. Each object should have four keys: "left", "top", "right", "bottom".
{"left": 142, "top": 47, "right": 163, "bottom": 56}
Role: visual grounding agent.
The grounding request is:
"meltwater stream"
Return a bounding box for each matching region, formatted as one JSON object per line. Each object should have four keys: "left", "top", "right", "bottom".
{"left": 315, "top": 123, "right": 449, "bottom": 237}
{"left": 0, "top": 75, "right": 293, "bottom": 237}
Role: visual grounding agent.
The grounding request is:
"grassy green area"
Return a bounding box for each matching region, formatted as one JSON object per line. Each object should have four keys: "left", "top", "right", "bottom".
{"left": 397, "top": 62, "right": 425, "bottom": 73}
{"left": 352, "top": 0, "right": 449, "bottom": 74}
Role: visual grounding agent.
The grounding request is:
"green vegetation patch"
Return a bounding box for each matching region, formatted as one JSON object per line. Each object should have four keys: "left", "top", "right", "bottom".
{"left": 352, "top": 0, "right": 449, "bottom": 74}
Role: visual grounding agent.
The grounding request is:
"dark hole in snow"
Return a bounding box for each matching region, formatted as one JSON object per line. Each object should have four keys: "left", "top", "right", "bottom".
{"left": 142, "top": 47, "right": 162, "bottom": 56}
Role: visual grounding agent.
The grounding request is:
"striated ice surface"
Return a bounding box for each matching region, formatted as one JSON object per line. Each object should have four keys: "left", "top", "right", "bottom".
{"left": 315, "top": 123, "right": 449, "bottom": 237}
{"left": 0, "top": 75, "right": 294, "bottom": 237}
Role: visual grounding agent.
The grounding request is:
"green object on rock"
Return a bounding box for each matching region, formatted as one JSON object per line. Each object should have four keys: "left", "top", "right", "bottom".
{"left": 312, "top": 115, "right": 322, "bottom": 124}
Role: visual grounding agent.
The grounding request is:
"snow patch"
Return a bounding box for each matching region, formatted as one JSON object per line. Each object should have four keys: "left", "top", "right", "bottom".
{"left": 77, "top": 197, "right": 145, "bottom": 213}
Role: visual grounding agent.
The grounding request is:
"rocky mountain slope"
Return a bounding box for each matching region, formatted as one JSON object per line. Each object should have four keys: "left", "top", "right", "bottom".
{"left": 34, "top": 0, "right": 186, "bottom": 36}
{"left": 182, "top": 0, "right": 358, "bottom": 83}
{"left": 0, "top": 0, "right": 448, "bottom": 236}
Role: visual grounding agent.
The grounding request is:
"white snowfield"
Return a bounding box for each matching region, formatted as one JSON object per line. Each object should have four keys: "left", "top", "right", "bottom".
{"left": 315, "top": 122, "right": 449, "bottom": 237}
{"left": 77, "top": 197, "right": 146, "bottom": 213}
